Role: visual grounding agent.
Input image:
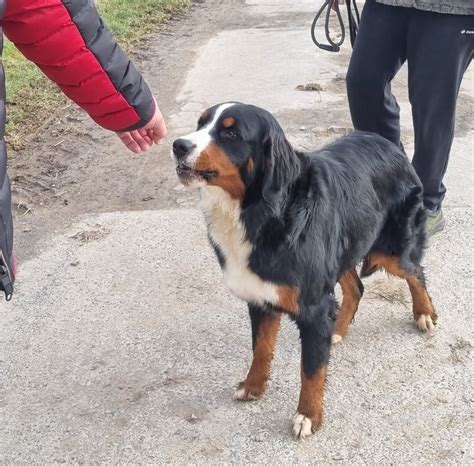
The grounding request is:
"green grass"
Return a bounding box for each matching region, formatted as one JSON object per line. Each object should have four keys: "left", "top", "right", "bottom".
{"left": 4, "top": 0, "right": 190, "bottom": 150}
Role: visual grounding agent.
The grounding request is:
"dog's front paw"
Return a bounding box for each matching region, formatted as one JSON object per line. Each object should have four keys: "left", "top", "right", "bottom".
{"left": 293, "top": 413, "right": 312, "bottom": 439}
{"left": 416, "top": 314, "right": 437, "bottom": 333}
{"left": 292, "top": 412, "right": 321, "bottom": 439}
{"left": 233, "top": 381, "right": 263, "bottom": 402}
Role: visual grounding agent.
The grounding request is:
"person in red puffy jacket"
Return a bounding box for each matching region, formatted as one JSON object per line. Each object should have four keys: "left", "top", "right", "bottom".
{"left": 0, "top": 0, "right": 167, "bottom": 301}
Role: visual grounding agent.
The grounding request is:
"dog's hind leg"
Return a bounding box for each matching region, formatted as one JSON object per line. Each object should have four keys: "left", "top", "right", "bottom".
{"left": 363, "top": 253, "right": 438, "bottom": 332}
{"left": 332, "top": 267, "right": 364, "bottom": 344}
{"left": 233, "top": 305, "right": 281, "bottom": 401}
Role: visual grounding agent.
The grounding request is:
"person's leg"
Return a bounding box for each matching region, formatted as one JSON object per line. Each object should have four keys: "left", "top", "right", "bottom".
{"left": 0, "top": 59, "right": 15, "bottom": 300}
{"left": 0, "top": 139, "right": 14, "bottom": 300}
{"left": 407, "top": 11, "right": 473, "bottom": 213}
{"left": 346, "top": 0, "right": 409, "bottom": 146}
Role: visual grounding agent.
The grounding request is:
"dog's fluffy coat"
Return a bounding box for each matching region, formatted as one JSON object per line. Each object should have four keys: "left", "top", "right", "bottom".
{"left": 172, "top": 103, "right": 437, "bottom": 438}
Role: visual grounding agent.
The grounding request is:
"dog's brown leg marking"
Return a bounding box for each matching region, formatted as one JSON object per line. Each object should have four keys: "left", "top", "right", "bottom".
{"left": 293, "top": 364, "right": 327, "bottom": 437}
{"left": 365, "top": 253, "right": 438, "bottom": 331}
{"left": 333, "top": 267, "right": 363, "bottom": 343}
{"left": 277, "top": 285, "right": 300, "bottom": 315}
{"left": 234, "top": 313, "right": 281, "bottom": 401}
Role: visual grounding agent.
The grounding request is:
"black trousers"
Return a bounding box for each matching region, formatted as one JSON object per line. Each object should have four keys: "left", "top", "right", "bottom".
{"left": 346, "top": 0, "right": 473, "bottom": 211}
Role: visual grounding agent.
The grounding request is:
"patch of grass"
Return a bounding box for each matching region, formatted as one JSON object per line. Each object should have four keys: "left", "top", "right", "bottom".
{"left": 4, "top": 0, "right": 190, "bottom": 150}
{"left": 97, "top": 0, "right": 190, "bottom": 46}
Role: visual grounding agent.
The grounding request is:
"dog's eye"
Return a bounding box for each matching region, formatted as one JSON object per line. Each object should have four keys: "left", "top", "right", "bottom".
{"left": 222, "top": 128, "right": 238, "bottom": 139}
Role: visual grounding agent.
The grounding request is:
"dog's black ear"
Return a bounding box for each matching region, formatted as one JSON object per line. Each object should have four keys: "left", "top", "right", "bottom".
{"left": 261, "top": 116, "right": 300, "bottom": 203}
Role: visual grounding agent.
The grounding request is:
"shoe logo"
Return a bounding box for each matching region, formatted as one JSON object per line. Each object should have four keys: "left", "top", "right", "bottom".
{"left": 461, "top": 30, "right": 474, "bottom": 34}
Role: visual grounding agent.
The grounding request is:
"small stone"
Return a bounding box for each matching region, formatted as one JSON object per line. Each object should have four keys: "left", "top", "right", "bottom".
{"left": 66, "top": 115, "right": 83, "bottom": 123}
{"left": 70, "top": 261, "right": 80, "bottom": 267}
{"left": 186, "top": 413, "right": 200, "bottom": 424}
{"left": 333, "top": 73, "right": 346, "bottom": 82}
{"left": 252, "top": 433, "right": 265, "bottom": 442}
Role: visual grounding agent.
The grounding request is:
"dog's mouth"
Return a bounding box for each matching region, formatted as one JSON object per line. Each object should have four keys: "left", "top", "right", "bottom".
{"left": 176, "top": 163, "right": 217, "bottom": 183}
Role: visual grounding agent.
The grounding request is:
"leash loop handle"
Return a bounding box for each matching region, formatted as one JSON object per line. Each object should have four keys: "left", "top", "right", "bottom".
{"left": 311, "top": 0, "right": 360, "bottom": 52}
{"left": 311, "top": 0, "right": 344, "bottom": 53}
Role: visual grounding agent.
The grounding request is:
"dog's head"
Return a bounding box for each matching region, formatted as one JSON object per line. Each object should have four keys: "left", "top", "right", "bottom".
{"left": 172, "top": 103, "right": 300, "bottom": 202}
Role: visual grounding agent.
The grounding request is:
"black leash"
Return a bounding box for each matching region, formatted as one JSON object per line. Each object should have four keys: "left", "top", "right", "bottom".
{"left": 311, "top": 0, "right": 360, "bottom": 52}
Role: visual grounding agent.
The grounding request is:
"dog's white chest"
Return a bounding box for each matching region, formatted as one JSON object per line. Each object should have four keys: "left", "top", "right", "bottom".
{"left": 201, "top": 188, "right": 279, "bottom": 306}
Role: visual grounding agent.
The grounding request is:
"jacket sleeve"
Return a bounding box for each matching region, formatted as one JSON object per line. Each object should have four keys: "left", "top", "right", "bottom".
{"left": 2, "top": 0, "right": 156, "bottom": 132}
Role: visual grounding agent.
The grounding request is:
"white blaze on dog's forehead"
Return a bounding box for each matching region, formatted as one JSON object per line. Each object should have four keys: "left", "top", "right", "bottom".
{"left": 179, "top": 103, "right": 235, "bottom": 165}
{"left": 203, "top": 102, "right": 236, "bottom": 132}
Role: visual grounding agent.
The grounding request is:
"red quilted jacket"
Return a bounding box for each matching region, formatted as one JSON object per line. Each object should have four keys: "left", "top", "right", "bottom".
{"left": 3, "top": 0, "right": 155, "bottom": 131}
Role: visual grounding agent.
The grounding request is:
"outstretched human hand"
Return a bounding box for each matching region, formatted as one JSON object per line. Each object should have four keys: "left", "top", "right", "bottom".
{"left": 117, "top": 99, "right": 167, "bottom": 154}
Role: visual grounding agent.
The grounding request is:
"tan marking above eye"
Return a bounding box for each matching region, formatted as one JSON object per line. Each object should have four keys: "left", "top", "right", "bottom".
{"left": 200, "top": 110, "right": 209, "bottom": 120}
{"left": 223, "top": 117, "right": 236, "bottom": 128}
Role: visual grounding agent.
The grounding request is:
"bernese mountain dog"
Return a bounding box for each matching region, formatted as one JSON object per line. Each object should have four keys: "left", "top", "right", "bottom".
{"left": 171, "top": 102, "right": 437, "bottom": 439}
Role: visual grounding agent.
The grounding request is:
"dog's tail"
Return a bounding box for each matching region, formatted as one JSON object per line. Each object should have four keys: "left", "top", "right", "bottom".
{"left": 360, "top": 185, "right": 426, "bottom": 278}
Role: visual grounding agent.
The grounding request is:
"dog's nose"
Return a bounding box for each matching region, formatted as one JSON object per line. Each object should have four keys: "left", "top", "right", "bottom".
{"left": 172, "top": 138, "right": 194, "bottom": 160}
